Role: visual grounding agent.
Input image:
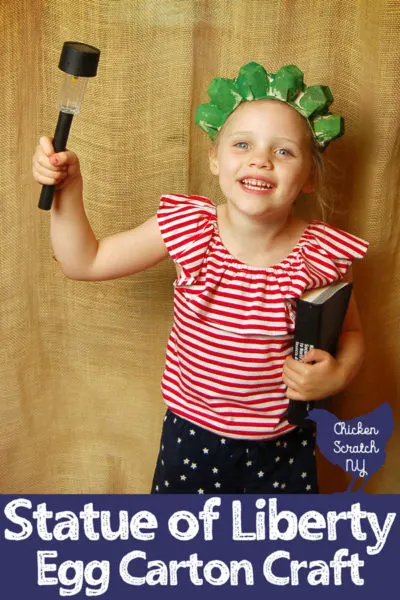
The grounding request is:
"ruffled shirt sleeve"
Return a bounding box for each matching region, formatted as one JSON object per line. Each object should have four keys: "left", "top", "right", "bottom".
{"left": 278, "top": 220, "right": 369, "bottom": 295}
{"left": 157, "top": 194, "right": 216, "bottom": 284}
{"left": 272, "top": 221, "right": 369, "bottom": 330}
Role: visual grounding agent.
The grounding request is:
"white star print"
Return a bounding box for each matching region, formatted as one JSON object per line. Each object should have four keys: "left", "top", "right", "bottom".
{"left": 273, "top": 481, "right": 279, "bottom": 488}
{"left": 202, "top": 447, "right": 209, "bottom": 454}
{"left": 191, "top": 463, "right": 197, "bottom": 470}
{"left": 183, "top": 458, "right": 190, "bottom": 464}
{"left": 198, "top": 489, "right": 205, "bottom": 494}
{"left": 289, "top": 458, "right": 294, "bottom": 464}
{"left": 283, "top": 442, "right": 288, "bottom": 448}
{"left": 177, "top": 437, "right": 182, "bottom": 444}
{"left": 155, "top": 485, "right": 159, "bottom": 491}
{"left": 275, "top": 456, "right": 281, "bottom": 462}
{"left": 276, "top": 441, "right": 281, "bottom": 447}
{"left": 161, "top": 444, "right": 164, "bottom": 450}
{"left": 180, "top": 474, "right": 187, "bottom": 481}
{"left": 257, "top": 471, "right": 264, "bottom": 478}
{"left": 189, "top": 429, "right": 196, "bottom": 436}
{"left": 212, "top": 467, "right": 219, "bottom": 474}
{"left": 214, "top": 482, "right": 221, "bottom": 488}
{"left": 301, "top": 472, "right": 307, "bottom": 479}
{"left": 161, "top": 459, "right": 164, "bottom": 466}
{"left": 164, "top": 480, "right": 169, "bottom": 487}
{"left": 173, "top": 418, "right": 177, "bottom": 423}
{"left": 281, "top": 483, "right": 286, "bottom": 489}
{"left": 220, "top": 438, "right": 226, "bottom": 445}
{"left": 246, "top": 460, "right": 252, "bottom": 467}
{"left": 301, "top": 440, "right": 308, "bottom": 447}
{"left": 306, "top": 484, "right": 312, "bottom": 491}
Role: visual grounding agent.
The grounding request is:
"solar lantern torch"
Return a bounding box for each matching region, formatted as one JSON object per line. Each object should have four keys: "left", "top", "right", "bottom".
{"left": 38, "top": 41, "right": 100, "bottom": 210}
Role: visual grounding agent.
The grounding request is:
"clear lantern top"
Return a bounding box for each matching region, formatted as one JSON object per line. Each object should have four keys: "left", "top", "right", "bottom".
{"left": 57, "top": 73, "right": 89, "bottom": 114}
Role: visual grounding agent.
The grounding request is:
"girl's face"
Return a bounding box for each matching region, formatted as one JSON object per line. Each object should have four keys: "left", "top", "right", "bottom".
{"left": 209, "top": 99, "right": 315, "bottom": 221}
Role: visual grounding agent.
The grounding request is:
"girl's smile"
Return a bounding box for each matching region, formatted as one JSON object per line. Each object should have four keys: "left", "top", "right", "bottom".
{"left": 239, "top": 176, "right": 275, "bottom": 193}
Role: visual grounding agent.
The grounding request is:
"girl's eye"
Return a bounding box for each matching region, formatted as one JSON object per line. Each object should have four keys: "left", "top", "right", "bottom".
{"left": 276, "top": 148, "right": 292, "bottom": 157}
{"left": 234, "top": 142, "right": 249, "bottom": 150}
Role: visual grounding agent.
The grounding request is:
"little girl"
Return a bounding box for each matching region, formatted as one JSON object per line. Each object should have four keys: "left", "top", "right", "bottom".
{"left": 33, "top": 62, "right": 368, "bottom": 494}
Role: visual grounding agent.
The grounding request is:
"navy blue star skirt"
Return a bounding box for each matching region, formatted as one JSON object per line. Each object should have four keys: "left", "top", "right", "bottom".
{"left": 151, "top": 410, "right": 318, "bottom": 494}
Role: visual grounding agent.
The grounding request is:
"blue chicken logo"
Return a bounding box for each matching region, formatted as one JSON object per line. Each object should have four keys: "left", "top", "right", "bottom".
{"left": 307, "top": 402, "right": 394, "bottom": 492}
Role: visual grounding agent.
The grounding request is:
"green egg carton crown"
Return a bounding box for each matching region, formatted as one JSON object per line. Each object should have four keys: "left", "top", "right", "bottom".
{"left": 195, "top": 62, "right": 344, "bottom": 149}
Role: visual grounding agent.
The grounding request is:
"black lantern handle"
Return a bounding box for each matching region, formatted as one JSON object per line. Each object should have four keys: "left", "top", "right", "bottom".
{"left": 38, "top": 112, "right": 73, "bottom": 210}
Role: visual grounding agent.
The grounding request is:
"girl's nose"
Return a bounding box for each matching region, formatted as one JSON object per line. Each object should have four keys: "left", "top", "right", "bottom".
{"left": 249, "top": 152, "right": 273, "bottom": 169}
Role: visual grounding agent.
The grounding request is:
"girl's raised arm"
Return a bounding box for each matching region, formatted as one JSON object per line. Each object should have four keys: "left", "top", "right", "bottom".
{"left": 33, "top": 137, "right": 168, "bottom": 281}
{"left": 67, "top": 215, "right": 169, "bottom": 281}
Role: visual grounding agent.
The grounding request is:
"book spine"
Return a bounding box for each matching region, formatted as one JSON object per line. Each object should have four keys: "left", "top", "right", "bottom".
{"left": 287, "top": 301, "right": 322, "bottom": 427}
{"left": 293, "top": 300, "right": 323, "bottom": 358}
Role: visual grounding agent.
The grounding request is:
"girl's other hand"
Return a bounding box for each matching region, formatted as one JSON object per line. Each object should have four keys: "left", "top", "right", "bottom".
{"left": 32, "top": 136, "right": 81, "bottom": 190}
{"left": 282, "top": 349, "right": 346, "bottom": 401}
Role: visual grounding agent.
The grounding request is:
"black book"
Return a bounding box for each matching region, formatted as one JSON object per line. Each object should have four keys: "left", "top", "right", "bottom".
{"left": 287, "top": 281, "right": 353, "bottom": 427}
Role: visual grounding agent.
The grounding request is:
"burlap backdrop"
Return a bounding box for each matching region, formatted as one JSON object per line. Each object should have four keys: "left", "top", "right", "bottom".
{"left": 1, "top": 0, "right": 399, "bottom": 493}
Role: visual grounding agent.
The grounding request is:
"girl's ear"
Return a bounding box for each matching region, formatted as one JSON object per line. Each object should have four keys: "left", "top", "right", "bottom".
{"left": 302, "top": 178, "right": 316, "bottom": 194}
{"left": 302, "top": 167, "right": 317, "bottom": 194}
{"left": 209, "top": 144, "right": 219, "bottom": 175}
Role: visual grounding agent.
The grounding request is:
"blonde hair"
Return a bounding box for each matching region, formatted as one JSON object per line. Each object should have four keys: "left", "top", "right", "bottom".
{"left": 307, "top": 140, "right": 334, "bottom": 222}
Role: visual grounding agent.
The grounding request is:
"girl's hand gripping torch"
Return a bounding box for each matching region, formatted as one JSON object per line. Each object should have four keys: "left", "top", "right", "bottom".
{"left": 38, "top": 41, "right": 100, "bottom": 210}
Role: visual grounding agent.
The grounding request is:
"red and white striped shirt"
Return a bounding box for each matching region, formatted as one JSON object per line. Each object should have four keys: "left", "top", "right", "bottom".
{"left": 157, "top": 194, "right": 369, "bottom": 440}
